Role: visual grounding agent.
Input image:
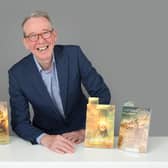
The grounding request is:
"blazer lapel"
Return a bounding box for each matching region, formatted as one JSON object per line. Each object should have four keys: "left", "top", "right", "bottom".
{"left": 27, "top": 55, "right": 61, "bottom": 116}
{"left": 54, "top": 47, "right": 69, "bottom": 116}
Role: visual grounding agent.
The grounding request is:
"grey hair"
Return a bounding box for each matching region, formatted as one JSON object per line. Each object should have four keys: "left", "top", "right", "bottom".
{"left": 22, "top": 11, "right": 53, "bottom": 34}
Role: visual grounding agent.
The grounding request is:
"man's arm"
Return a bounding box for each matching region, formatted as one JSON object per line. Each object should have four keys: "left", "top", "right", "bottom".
{"left": 8, "top": 70, "right": 44, "bottom": 144}
{"left": 62, "top": 46, "right": 110, "bottom": 144}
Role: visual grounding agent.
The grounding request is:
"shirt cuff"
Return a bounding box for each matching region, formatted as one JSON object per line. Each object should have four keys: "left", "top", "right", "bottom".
{"left": 36, "top": 133, "right": 47, "bottom": 144}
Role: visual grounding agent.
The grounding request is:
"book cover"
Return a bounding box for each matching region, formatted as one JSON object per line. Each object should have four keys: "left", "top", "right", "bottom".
{"left": 118, "top": 105, "right": 151, "bottom": 153}
{"left": 84, "top": 97, "right": 115, "bottom": 148}
{"left": 0, "top": 102, "right": 10, "bottom": 144}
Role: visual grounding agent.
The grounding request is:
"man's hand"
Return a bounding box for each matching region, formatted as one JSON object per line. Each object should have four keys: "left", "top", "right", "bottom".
{"left": 40, "top": 134, "right": 75, "bottom": 154}
{"left": 62, "top": 129, "right": 85, "bottom": 144}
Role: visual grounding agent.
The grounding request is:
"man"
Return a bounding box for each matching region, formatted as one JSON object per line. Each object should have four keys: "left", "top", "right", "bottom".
{"left": 8, "top": 11, "right": 111, "bottom": 154}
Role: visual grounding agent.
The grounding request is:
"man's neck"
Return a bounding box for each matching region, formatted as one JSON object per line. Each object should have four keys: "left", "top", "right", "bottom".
{"left": 40, "top": 60, "right": 52, "bottom": 70}
{"left": 33, "top": 54, "right": 55, "bottom": 71}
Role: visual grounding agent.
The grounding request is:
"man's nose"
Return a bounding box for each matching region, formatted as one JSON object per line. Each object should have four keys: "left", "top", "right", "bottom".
{"left": 38, "top": 34, "right": 45, "bottom": 42}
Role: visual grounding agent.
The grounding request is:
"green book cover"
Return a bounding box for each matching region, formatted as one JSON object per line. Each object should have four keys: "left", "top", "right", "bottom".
{"left": 118, "top": 106, "right": 151, "bottom": 152}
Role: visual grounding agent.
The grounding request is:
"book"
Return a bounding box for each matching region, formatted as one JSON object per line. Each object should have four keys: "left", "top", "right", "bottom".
{"left": 0, "top": 102, "right": 10, "bottom": 144}
{"left": 84, "top": 97, "right": 115, "bottom": 148}
{"left": 118, "top": 105, "right": 151, "bottom": 153}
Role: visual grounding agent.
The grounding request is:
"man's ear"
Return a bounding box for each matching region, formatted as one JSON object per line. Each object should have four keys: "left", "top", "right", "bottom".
{"left": 53, "top": 29, "right": 58, "bottom": 43}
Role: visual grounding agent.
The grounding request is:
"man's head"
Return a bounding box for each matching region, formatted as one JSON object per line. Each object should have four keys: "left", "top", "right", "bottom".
{"left": 22, "top": 11, "right": 57, "bottom": 64}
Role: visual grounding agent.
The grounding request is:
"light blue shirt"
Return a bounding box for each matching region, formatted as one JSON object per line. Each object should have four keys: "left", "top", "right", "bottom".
{"left": 33, "top": 55, "right": 64, "bottom": 144}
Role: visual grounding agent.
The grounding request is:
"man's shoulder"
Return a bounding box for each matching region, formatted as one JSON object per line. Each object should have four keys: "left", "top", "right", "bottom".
{"left": 8, "top": 54, "right": 33, "bottom": 73}
{"left": 54, "top": 44, "right": 81, "bottom": 53}
{"left": 55, "top": 44, "right": 80, "bottom": 49}
{"left": 54, "top": 45, "right": 83, "bottom": 62}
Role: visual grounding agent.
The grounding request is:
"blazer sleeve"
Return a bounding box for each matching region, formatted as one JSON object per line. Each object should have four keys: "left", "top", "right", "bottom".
{"left": 77, "top": 46, "right": 111, "bottom": 104}
{"left": 8, "top": 69, "right": 43, "bottom": 144}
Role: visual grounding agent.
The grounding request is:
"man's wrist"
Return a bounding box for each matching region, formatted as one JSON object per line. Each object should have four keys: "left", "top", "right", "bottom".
{"left": 36, "top": 133, "right": 47, "bottom": 144}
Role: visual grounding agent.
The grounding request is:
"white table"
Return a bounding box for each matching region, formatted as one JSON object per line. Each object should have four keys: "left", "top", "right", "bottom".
{"left": 0, "top": 136, "right": 167, "bottom": 168}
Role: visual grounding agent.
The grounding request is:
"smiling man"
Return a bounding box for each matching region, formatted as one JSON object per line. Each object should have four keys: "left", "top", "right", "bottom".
{"left": 8, "top": 11, "right": 111, "bottom": 154}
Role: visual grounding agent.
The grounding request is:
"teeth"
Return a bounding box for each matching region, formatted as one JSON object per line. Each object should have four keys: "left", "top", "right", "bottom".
{"left": 37, "top": 46, "right": 48, "bottom": 51}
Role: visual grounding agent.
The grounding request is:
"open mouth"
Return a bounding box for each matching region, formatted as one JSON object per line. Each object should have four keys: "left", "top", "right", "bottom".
{"left": 37, "top": 45, "right": 49, "bottom": 52}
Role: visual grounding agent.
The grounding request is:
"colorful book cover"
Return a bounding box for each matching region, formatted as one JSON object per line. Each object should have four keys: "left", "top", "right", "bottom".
{"left": 118, "top": 105, "right": 151, "bottom": 153}
{"left": 0, "top": 102, "right": 10, "bottom": 144}
{"left": 84, "top": 97, "right": 115, "bottom": 148}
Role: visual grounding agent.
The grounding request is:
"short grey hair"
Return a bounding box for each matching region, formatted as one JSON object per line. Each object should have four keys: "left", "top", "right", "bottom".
{"left": 22, "top": 11, "right": 53, "bottom": 34}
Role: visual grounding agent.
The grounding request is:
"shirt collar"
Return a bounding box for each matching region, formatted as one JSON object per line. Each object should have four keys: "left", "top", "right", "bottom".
{"left": 33, "top": 54, "right": 55, "bottom": 73}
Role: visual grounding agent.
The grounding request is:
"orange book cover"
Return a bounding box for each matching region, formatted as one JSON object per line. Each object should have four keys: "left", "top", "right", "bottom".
{"left": 84, "top": 97, "right": 115, "bottom": 148}
{"left": 0, "top": 102, "right": 10, "bottom": 144}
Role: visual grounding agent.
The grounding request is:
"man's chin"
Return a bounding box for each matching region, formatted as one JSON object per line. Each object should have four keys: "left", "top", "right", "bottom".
{"left": 34, "top": 53, "right": 52, "bottom": 61}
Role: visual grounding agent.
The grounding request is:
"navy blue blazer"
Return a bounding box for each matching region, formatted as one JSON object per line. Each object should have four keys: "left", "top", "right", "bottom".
{"left": 8, "top": 45, "right": 111, "bottom": 144}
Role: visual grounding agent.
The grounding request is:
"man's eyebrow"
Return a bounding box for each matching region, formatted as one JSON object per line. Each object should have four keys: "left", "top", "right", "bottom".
{"left": 26, "top": 29, "right": 52, "bottom": 35}
{"left": 41, "top": 28, "right": 53, "bottom": 31}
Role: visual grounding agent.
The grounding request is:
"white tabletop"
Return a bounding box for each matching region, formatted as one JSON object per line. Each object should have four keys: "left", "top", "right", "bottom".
{"left": 0, "top": 136, "right": 167, "bottom": 168}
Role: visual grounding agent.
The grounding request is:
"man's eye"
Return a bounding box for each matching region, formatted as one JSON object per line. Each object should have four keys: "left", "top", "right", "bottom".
{"left": 30, "top": 34, "right": 37, "bottom": 38}
{"left": 43, "top": 31, "right": 49, "bottom": 35}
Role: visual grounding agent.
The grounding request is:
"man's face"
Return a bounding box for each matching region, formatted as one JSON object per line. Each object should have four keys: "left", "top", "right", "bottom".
{"left": 23, "top": 17, "right": 57, "bottom": 62}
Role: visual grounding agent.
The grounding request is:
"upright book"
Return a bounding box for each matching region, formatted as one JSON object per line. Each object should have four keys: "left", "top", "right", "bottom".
{"left": 0, "top": 101, "right": 9, "bottom": 144}
{"left": 118, "top": 105, "right": 151, "bottom": 152}
{"left": 84, "top": 97, "right": 115, "bottom": 148}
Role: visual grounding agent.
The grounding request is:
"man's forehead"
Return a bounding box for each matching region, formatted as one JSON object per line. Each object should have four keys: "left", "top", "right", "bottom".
{"left": 23, "top": 17, "right": 52, "bottom": 33}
